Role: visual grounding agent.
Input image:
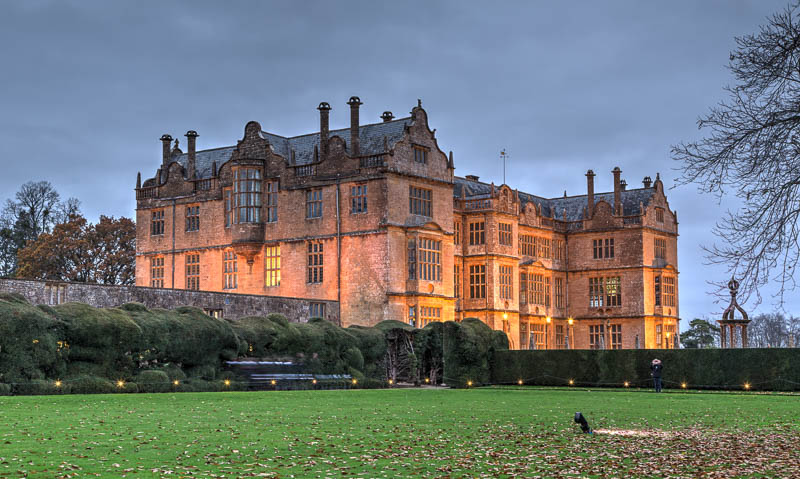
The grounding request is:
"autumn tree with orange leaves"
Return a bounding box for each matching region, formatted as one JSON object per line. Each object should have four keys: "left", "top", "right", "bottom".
{"left": 17, "top": 214, "right": 135, "bottom": 285}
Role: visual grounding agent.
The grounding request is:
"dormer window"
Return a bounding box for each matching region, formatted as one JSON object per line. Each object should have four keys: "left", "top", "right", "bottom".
{"left": 413, "top": 145, "right": 428, "bottom": 164}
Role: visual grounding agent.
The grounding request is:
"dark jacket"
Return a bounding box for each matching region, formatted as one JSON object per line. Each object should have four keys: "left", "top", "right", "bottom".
{"left": 650, "top": 363, "right": 663, "bottom": 378}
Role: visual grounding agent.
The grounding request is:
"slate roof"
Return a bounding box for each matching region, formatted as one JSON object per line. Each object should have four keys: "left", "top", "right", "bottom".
{"left": 165, "top": 117, "right": 413, "bottom": 180}
{"left": 453, "top": 176, "right": 655, "bottom": 222}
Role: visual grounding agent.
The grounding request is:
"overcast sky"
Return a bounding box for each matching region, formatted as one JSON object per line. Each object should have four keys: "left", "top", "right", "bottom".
{"left": 0, "top": 0, "right": 792, "bottom": 322}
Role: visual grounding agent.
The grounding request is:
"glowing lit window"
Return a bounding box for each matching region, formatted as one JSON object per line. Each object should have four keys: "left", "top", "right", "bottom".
{"left": 265, "top": 245, "right": 280, "bottom": 287}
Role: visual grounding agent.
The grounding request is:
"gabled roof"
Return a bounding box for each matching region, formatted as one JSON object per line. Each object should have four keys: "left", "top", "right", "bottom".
{"left": 454, "top": 176, "right": 656, "bottom": 222}
{"left": 166, "top": 117, "right": 413, "bottom": 180}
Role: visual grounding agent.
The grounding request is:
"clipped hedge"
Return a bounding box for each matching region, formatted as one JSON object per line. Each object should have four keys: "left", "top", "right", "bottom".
{"left": 1, "top": 294, "right": 516, "bottom": 394}
{"left": 443, "top": 318, "right": 509, "bottom": 388}
{"left": 492, "top": 348, "right": 800, "bottom": 391}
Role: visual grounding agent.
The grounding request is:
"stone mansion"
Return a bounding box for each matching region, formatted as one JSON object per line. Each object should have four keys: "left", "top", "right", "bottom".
{"left": 135, "top": 97, "right": 679, "bottom": 350}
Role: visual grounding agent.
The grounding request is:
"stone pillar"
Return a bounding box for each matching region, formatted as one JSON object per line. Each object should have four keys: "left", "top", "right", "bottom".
{"left": 742, "top": 324, "right": 748, "bottom": 348}
{"left": 720, "top": 324, "right": 727, "bottom": 348}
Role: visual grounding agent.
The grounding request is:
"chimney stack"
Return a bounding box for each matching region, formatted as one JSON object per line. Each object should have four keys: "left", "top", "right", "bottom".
{"left": 643, "top": 176, "right": 652, "bottom": 188}
{"left": 318, "top": 102, "right": 331, "bottom": 161}
{"left": 612, "top": 167, "right": 621, "bottom": 215}
{"left": 160, "top": 134, "right": 173, "bottom": 165}
{"left": 586, "top": 169, "right": 596, "bottom": 218}
{"left": 347, "top": 96, "right": 362, "bottom": 156}
{"left": 185, "top": 130, "right": 198, "bottom": 179}
{"left": 381, "top": 111, "right": 394, "bottom": 122}
{"left": 136, "top": 172, "right": 141, "bottom": 189}
{"left": 620, "top": 179, "right": 627, "bottom": 191}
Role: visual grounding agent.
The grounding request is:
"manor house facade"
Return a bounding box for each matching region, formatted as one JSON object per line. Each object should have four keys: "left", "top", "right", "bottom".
{"left": 135, "top": 97, "right": 679, "bottom": 350}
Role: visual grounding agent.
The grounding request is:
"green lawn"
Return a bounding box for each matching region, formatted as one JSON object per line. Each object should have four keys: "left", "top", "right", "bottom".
{"left": 1, "top": 388, "right": 798, "bottom": 478}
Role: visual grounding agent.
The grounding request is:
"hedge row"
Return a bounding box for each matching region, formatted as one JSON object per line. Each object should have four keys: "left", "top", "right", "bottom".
{"left": 0, "top": 293, "right": 497, "bottom": 394}
{"left": 491, "top": 348, "right": 800, "bottom": 391}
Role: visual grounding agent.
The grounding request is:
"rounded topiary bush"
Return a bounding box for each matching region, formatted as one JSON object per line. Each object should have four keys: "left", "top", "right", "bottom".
{"left": 13, "top": 379, "right": 60, "bottom": 396}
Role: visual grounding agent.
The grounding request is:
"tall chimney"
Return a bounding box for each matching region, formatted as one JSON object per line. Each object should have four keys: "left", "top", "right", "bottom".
{"left": 136, "top": 172, "right": 141, "bottom": 189}
{"left": 612, "top": 166, "right": 621, "bottom": 215}
{"left": 586, "top": 169, "right": 595, "bottom": 218}
{"left": 185, "top": 130, "right": 198, "bottom": 179}
{"left": 160, "top": 134, "right": 173, "bottom": 165}
{"left": 381, "top": 111, "right": 394, "bottom": 122}
{"left": 318, "top": 102, "right": 331, "bottom": 161}
{"left": 347, "top": 96, "right": 362, "bottom": 156}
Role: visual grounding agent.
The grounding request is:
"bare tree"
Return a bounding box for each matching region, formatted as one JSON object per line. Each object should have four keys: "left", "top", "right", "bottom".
{"left": 673, "top": 4, "right": 800, "bottom": 305}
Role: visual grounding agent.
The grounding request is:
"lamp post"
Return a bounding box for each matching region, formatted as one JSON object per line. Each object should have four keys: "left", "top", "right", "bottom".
{"left": 546, "top": 316, "right": 551, "bottom": 350}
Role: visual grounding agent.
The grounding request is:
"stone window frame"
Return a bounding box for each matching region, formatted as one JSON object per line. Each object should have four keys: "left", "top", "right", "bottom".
{"left": 610, "top": 324, "right": 622, "bottom": 349}
{"left": 409, "top": 186, "right": 432, "bottom": 217}
{"left": 224, "top": 188, "right": 233, "bottom": 228}
{"left": 151, "top": 209, "right": 165, "bottom": 236}
{"left": 265, "top": 244, "right": 281, "bottom": 287}
{"left": 538, "top": 237, "right": 551, "bottom": 258}
{"left": 663, "top": 276, "right": 676, "bottom": 307}
{"left": 589, "top": 277, "right": 604, "bottom": 308}
{"left": 520, "top": 321, "right": 529, "bottom": 349}
{"left": 307, "top": 240, "right": 323, "bottom": 284}
{"left": 306, "top": 189, "right": 323, "bottom": 219}
{"left": 498, "top": 223, "right": 512, "bottom": 246}
{"left": 309, "top": 302, "right": 326, "bottom": 319}
{"left": 554, "top": 277, "right": 564, "bottom": 309}
{"left": 150, "top": 256, "right": 164, "bottom": 288}
{"left": 408, "top": 305, "right": 416, "bottom": 327}
{"left": 351, "top": 184, "right": 368, "bottom": 214}
{"left": 519, "top": 234, "right": 535, "bottom": 256}
{"left": 654, "top": 274, "right": 662, "bottom": 306}
{"left": 531, "top": 274, "right": 545, "bottom": 305}
{"left": 419, "top": 306, "right": 441, "bottom": 327}
{"left": 520, "top": 271, "right": 528, "bottom": 304}
{"left": 589, "top": 324, "right": 605, "bottom": 350}
{"left": 656, "top": 207, "right": 665, "bottom": 223}
{"left": 265, "top": 180, "right": 279, "bottom": 223}
{"left": 186, "top": 253, "right": 200, "bottom": 291}
{"left": 468, "top": 221, "right": 485, "bottom": 245}
{"left": 592, "top": 238, "right": 615, "bottom": 259}
{"left": 555, "top": 324, "right": 565, "bottom": 349}
{"left": 454, "top": 221, "right": 461, "bottom": 245}
{"left": 530, "top": 323, "right": 545, "bottom": 350}
{"left": 656, "top": 324, "right": 663, "bottom": 347}
{"left": 499, "top": 265, "right": 513, "bottom": 300}
{"left": 222, "top": 250, "right": 237, "bottom": 290}
{"left": 185, "top": 204, "right": 200, "bottom": 232}
{"left": 233, "top": 167, "right": 262, "bottom": 224}
{"left": 469, "top": 264, "right": 486, "bottom": 299}
{"left": 418, "top": 237, "right": 442, "bottom": 282}
{"left": 654, "top": 237, "right": 667, "bottom": 259}
{"left": 605, "top": 276, "right": 622, "bottom": 307}
{"left": 454, "top": 263, "right": 461, "bottom": 298}
{"left": 413, "top": 145, "right": 429, "bottom": 164}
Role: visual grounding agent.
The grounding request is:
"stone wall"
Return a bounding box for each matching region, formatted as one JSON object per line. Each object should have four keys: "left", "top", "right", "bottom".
{"left": 0, "top": 278, "right": 339, "bottom": 323}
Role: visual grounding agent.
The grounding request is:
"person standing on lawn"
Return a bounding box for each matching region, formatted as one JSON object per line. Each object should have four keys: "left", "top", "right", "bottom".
{"left": 650, "top": 358, "right": 663, "bottom": 392}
